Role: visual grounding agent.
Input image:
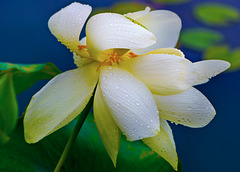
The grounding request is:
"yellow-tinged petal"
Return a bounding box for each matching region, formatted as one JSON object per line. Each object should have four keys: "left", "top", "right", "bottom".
{"left": 24, "top": 62, "right": 99, "bottom": 143}
{"left": 154, "top": 87, "right": 216, "bottom": 128}
{"left": 125, "top": 8, "right": 181, "bottom": 54}
{"left": 73, "top": 53, "right": 94, "bottom": 67}
{"left": 193, "top": 60, "right": 230, "bottom": 85}
{"left": 120, "top": 54, "right": 197, "bottom": 95}
{"left": 99, "top": 67, "right": 160, "bottom": 141}
{"left": 48, "top": 2, "right": 92, "bottom": 55}
{"left": 73, "top": 37, "right": 94, "bottom": 67}
{"left": 94, "top": 84, "right": 121, "bottom": 167}
{"left": 124, "top": 7, "right": 151, "bottom": 19}
{"left": 142, "top": 118, "right": 178, "bottom": 171}
{"left": 86, "top": 13, "right": 156, "bottom": 59}
{"left": 144, "top": 48, "right": 185, "bottom": 58}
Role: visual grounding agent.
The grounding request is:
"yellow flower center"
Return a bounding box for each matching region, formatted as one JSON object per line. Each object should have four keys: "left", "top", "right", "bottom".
{"left": 77, "top": 44, "right": 139, "bottom": 70}
{"left": 96, "top": 49, "right": 139, "bottom": 71}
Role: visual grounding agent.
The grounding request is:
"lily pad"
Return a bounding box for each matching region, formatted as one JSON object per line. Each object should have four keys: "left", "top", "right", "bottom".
{"left": 150, "top": 0, "right": 190, "bottom": 5}
{"left": 179, "top": 28, "right": 224, "bottom": 51}
{"left": 92, "top": 2, "right": 149, "bottom": 16}
{"left": 0, "top": 62, "right": 61, "bottom": 146}
{"left": 204, "top": 45, "right": 240, "bottom": 71}
{"left": 0, "top": 115, "right": 182, "bottom": 172}
{"left": 194, "top": 3, "right": 240, "bottom": 26}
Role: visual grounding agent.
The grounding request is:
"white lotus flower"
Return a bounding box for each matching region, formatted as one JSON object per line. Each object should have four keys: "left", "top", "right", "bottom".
{"left": 23, "top": 2, "right": 230, "bottom": 170}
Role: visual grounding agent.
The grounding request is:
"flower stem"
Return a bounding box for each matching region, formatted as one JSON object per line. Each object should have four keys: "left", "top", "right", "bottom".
{"left": 54, "top": 94, "right": 95, "bottom": 172}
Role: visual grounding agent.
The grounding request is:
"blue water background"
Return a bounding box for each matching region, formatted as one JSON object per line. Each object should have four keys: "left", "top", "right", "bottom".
{"left": 0, "top": 0, "right": 239, "bottom": 171}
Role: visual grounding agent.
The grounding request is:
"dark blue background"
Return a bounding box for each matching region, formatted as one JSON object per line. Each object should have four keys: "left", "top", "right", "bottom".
{"left": 0, "top": 0, "right": 239, "bottom": 171}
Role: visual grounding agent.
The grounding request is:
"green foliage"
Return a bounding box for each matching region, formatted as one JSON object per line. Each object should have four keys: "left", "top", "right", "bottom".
{"left": 0, "top": 62, "right": 61, "bottom": 146}
{"left": 204, "top": 45, "right": 240, "bottom": 71}
{"left": 0, "top": 74, "right": 18, "bottom": 146}
{"left": 0, "top": 115, "right": 182, "bottom": 172}
{"left": 151, "top": 0, "right": 190, "bottom": 5}
{"left": 179, "top": 28, "right": 224, "bottom": 51}
{"left": 194, "top": 3, "right": 240, "bottom": 26}
{"left": 0, "top": 62, "right": 61, "bottom": 95}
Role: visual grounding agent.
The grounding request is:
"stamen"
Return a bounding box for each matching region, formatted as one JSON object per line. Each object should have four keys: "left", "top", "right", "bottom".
{"left": 96, "top": 51, "right": 138, "bottom": 71}
{"left": 129, "top": 52, "right": 139, "bottom": 58}
{"left": 96, "top": 52, "right": 122, "bottom": 71}
{"left": 96, "top": 59, "right": 108, "bottom": 71}
{"left": 78, "top": 45, "right": 88, "bottom": 52}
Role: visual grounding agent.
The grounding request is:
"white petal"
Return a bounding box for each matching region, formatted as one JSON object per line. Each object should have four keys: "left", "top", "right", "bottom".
{"left": 121, "top": 54, "right": 197, "bottom": 95}
{"left": 124, "top": 7, "right": 151, "bottom": 19}
{"left": 125, "top": 9, "right": 181, "bottom": 54}
{"left": 193, "top": 60, "right": 230, "bottom": 85}
{"left": 142, "top": 118, "right": 178, "bottom": 171}
{"left": 94, "top": 84, "right": 121, "bottom": 167}
{"left": 154, "top": 87, "right": 216, "bottom": 128}
{"left": 86, "top": 13, "right": 156, "bottom": 59}
{"left": 24, "top": 62, "right": 99, "bottom": 143}
{"left": 48, "top": 2, "right": 92, "bottom": 54}
{"left": 99, "top": 67, "right": 160, "bottom": 141}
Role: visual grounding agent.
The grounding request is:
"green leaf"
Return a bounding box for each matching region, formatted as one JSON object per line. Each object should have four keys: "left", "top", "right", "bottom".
{"left": 194, "top": 3, "right": 240, "bottom": 26}
{"left": 0, "top": 62, "right": 61, "bottom": 95}
{"left": 179, "top": 28, "right": 224, "bottom": 51}
{"left": 203, "top": 45, "right": 240, "bottom": 71}
{"left": 0, "top": 115, "right": 182, "bottom": 172}
{"left": 150, "top": 0, "right": 190, "bottom": 5}
{"left": 0, "top": 73, "right": 18, "bottom": 146}
{"left": 0, "top": 62, "right": 61, "bottom": 146}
